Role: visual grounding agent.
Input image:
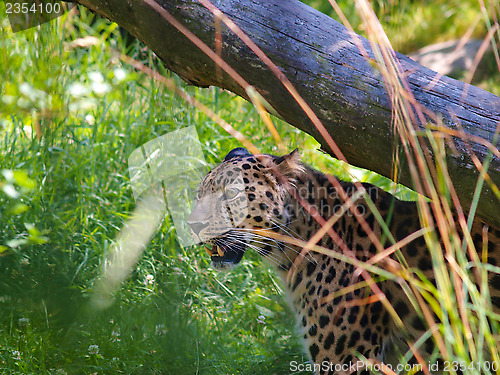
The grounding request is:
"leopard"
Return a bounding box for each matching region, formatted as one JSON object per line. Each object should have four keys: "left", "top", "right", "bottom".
{"left": 187, "top": 147, "right": 500, "bottom": 374}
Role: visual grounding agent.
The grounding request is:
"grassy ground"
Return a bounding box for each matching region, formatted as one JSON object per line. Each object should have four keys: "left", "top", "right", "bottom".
{"left": 0, "top": 2, "right": 499, "bottom": 374}
{"left": 0, "top": 8, "right": 316, "bottom": 374}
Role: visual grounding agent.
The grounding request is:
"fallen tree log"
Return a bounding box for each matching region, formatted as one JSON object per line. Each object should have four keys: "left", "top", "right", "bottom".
{"left": 72, "top": 0, "right": 500, "bottom": 227}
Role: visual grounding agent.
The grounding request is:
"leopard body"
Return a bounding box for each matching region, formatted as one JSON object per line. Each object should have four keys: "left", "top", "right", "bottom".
{"left": 187, "top": 148, "right": 500, "bottom": 374}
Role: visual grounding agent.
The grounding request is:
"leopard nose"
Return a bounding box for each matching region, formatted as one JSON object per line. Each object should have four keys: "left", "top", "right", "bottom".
{"left": 188, "top": 221, "right": 210, "bottom": 237}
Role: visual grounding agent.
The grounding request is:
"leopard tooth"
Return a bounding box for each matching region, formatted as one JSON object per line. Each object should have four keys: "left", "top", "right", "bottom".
{"left": 205, "top": 245, "right": 214, "bottom": 256}
{"left": 217, "top": 245, "right": 224, "bottom": 257}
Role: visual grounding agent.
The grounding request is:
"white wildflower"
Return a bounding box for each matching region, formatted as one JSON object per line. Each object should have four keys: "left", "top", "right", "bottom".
{"left": 88, "top": 344, "right": 99, "bottom": 355}
{"left": 155, "top": 324, "right": 167, "bottom": 335}
{"left": 18, "top": 317, "right": 30, "bottom": 327}
{"left": 12, "top": 350, "right": 21, "bottom": 360}
{"left": 111, "top": 329, "right": 121, "bottom": 342}
{"left": 145, "top": 274, "right": 154, "bottom": 285}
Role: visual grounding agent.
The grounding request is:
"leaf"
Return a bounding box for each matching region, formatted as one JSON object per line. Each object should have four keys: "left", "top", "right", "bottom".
{"left": 1, "top": 169, "right": 14, "bottom": 181}
{"left": 6, "top": 238, "right": 28, "bottom": 248}
{"left": 13, "top": 170, "right": 36, "bottom": 190}
{"left": 29, "top": 236, "right": 49, "bottom": 245}
{"left": 2, "top": 184, "right": 19, "bottom": 199}
{"left": 10, "top": 203, "right": 29, "bottom": 215}
{"left": 25, "top": 223, "right": 49, "bottom": 244}
{"left": 24, "top": 223, "right": 38, "bottom": 235}
{"left": 256, "top": 305, "right": 275, "bottom": 318}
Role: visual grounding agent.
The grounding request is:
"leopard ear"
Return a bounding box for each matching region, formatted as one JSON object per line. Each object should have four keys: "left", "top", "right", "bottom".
{"left": 274, "top": 149, "right": 304, "bottom": 178}
{"left": 224, "top": 147, "right": 251, "bottom": 161}
{"left": 275, "top": 148, "right": 299, "bottom": 163}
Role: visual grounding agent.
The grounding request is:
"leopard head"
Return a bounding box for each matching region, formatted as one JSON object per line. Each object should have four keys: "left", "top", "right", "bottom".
{"left": 187, "top": 147, "right": 303, "bottom": 271}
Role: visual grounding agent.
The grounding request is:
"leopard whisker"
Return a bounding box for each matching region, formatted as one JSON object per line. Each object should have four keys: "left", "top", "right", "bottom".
{"left": 217, "top": 228, "right": 309, "bottom": 266}
{"left": 221, "top": 229, "right": 301, "bottom": 269}
{"left": 225, "top": 236, "right": 293, "bottom": 270}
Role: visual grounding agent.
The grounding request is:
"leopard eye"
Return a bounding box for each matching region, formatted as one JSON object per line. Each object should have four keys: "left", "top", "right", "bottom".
{"left": 224, "top": 187, "right": 239, "bottom": 200}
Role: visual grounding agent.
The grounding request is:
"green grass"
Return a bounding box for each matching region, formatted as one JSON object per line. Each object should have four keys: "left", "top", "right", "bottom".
{"left": 0, "top": 2, "right": 499, "bottom": 374}
{"left": 303, "top": 0, "right": 495, "bottom": 53}
{"left": 0, "top": 8, "right": 310, "bottom": 374}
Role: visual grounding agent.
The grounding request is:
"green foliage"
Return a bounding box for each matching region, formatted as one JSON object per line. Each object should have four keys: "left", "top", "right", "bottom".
{"left": 302, "top": 0, "right": 494, "bottom": 53}
{"left": 0, "top": 7, "right": 308, "bottom": 374}
{"left": 0, "top": 170, "right": 46, "bottom": 252}
{"left": 0, "top": 2, "right": 498, "bottom": 374}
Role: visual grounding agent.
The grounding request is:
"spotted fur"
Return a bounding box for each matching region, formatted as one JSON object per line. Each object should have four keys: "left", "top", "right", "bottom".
{"left": 187, "top": 148, "right": 500, "bottom": 374}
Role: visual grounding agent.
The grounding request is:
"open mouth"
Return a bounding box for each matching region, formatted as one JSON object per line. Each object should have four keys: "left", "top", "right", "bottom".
{"left": 204, "top": 233, "right": 246, "bottom": 265}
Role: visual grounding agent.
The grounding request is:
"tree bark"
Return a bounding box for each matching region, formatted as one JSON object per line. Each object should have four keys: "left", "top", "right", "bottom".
{"left": 72, "top": 0, "right": 500, "bottom": 227}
